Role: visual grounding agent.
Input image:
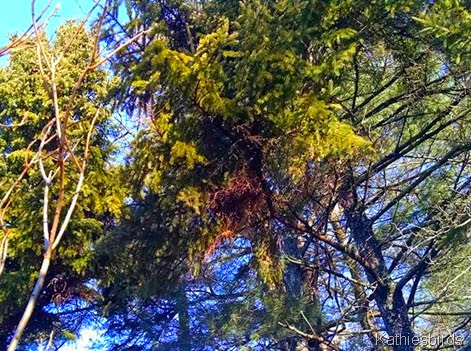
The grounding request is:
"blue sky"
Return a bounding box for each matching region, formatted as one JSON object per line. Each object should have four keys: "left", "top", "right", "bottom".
{"left": 0, "top": 0, "right": 96, "bottom": 46}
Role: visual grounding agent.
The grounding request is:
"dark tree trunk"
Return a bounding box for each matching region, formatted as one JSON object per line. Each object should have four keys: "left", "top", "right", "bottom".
{"left": 331, "top": 207, "right": 384, "bottom": 350}
{"left": 177, "top": 284, "right": 191, "bottom": 351}
{"left": 283, "top": 235, "right": 303, "bottom": 298}
{"left": 281, "top": 235, "right": 322, "bottom": 351}
{"left": 341, "top": 177, "right": 414, "bottom": 351}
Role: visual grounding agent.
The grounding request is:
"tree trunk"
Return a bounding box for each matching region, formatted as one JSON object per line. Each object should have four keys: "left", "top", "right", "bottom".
{"left": 343, "top": 208, "right": 414, "bottom": 351}
{"left": 177, "top": 283, "right": 191, "bottom": 351}
{"left": 7, "top": 251, "right": 51, "bottom": 351}
{"left": 331, "top": 206, "right": 384, "bottom": 350}
{"left": 282, "top": 235, "right": 321, "bottom": 351}
{"left": 283, "top": 235, "right": 303, "bottom": 298}
{"left": 339, "top": 172, "right": 414, "bottom": 351}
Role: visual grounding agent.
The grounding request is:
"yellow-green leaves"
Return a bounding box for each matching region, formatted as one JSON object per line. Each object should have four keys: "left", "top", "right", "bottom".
{"left": 254, "top": 241, "right": 284, "bottom": 290}
{"left": 170, "top": 141, "right": 207, "bottom": 169}
{"left": 413, "top": 0, "right": 471, "bottom": 64}
{"left": 177, "top": 187, "right": 204, "bottom": 214}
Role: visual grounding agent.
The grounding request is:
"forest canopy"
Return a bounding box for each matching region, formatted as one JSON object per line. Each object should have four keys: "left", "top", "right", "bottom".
{"left": 1, "top": 1, "right": 471, "bottom": 350}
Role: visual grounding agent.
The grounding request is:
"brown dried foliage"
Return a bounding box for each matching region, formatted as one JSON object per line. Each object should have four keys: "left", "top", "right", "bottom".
{"left": 204, "top": 168, "right": 268, "bottom": 258}
{"left": 209, "top": 167, "right": 266, "bottom": 232}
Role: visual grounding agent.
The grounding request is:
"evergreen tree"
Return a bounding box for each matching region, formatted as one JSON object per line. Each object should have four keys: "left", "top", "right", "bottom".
{"left": 3, "top": 1, "right": 471, "bottom": 350}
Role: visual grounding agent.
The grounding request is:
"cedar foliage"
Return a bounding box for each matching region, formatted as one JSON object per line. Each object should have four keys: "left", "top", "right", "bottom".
{"left": 3, "top": 1, "right": 471, "bottom": 351}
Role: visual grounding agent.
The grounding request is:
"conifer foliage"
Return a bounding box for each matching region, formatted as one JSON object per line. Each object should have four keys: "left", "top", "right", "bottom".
{"left": 2, "top": 1, "right": 471, "bottom": 350}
